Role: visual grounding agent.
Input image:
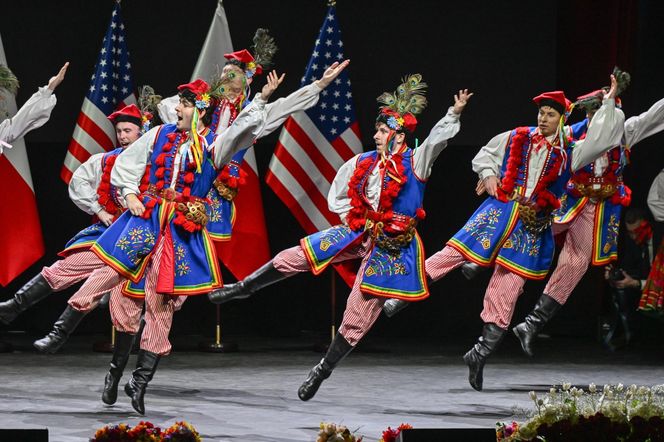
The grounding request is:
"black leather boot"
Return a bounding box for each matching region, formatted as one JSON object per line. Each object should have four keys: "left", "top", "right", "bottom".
{"left": 208, "top": 260, "right": 287, "bottom": 305}
{"left": 33, "top": 306, "right": 87, "bottom": 354}
{"left": 382, "top": 276, "right": 433, "bottom": 318}
{"left": 512, "top": 294, "right": 562, "bottom": 357}
{"left": 463, "top": 323, "right": 506, "bottom": 391}
{"left": 0, "top": 274, "right": 53, "bottom": 325}
{"left": 461, "top": 261, "right": 487, "bottom": 280}
{"left": 102, "top": 332, "right": 136, "bottom": 405}
{"left": 298, "top": 333, "right": 353, "bottom": 401}
{"left": 124, "top": 350, "right": 160, "bottom": 415}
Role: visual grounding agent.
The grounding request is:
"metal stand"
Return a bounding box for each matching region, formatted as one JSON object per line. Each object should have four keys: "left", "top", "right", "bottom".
{"left": 198, "top": 304, "right": 238, "bottom": 353}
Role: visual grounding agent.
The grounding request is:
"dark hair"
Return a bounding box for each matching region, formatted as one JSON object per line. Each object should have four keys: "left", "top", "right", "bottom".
{"left": 538, "top": 99, "right": 564, "bottom": 116}
{"left": 113, "top": 115, "right": 141, "bottom": 128}
{"left": 178, "top": 91, "right": 214, "bottom": 126}
{"left": 624, "top": 207, "right": 647, "bottom": 224}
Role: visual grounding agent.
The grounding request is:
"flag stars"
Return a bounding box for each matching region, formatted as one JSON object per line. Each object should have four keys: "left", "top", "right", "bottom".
{"left": 123, "top": 74, "right": 130, "bottom": 81}
{"left": 334, "top": 78, "right": 341, "bottom": 85}
{"left": 101, "top": 84, "right": 108, "bottom": 91}
{"left": 332, "top": 103, "right": 339, "bottom": 110}
{"left": 321, "top": 90, "right": 328, "bottom": 97}
{"left": 320, "top": 102, "right": 328, "bottom": 109}
{"left": 100, "top": 59, "right": 107, "bottom": 66}
{"left": 324, "top": 52, "right": 331, "bottom": 59}
{"left": 327, "top": 14, "right": 334, "bottom": 20}
{"left": 101, "top": 96, "right": 109, "bottom": 103}
{"left": 319, "top": 115, "right": 326, "bottom": 122}
{"left": 326, "top": 26, "right": 334, "bottom": 33}
{"left": 333, "top": 91, "right": 340, "bottom": 98}
{"left": 89, "top": 85, "right": 96, "bottom": 93}
{"left": 313, "top": 50, "right": 319, "bottom": 57}
{"left": 325, "top": 39, "right": 332, "bottom": 46}
{"left": 345, "top": 104, "right": 351, "bottom": 111}
{"left": 331, "top": 116, "right": 338, "bottom": 122}
{"left": 336, "top": 53, "right": 344, "bottom": 60}
{"left": 344, "top": 116, "right": 351, "bottom": 124}
{"left": 346, "top": 92, "right": 352, "bottom": 99}
{"left": 337, "top": 41, "right": 343, "bottom": 47}
{"left": 121, "top": 87, "right": 128, "bottom": 94}
{"left": 312, "top": 63, "right": 318, "bottom": 70}
{"left": 330, "top": 128, "right": 338, "bottom": 135}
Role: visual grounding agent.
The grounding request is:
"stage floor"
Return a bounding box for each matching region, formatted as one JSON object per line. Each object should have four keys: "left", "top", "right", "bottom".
{"left": 0, "top": 333, "right": 662, "bottom": 442}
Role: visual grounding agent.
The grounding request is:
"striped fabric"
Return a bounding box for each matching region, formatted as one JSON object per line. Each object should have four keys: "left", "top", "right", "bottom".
{"left": 544, "top": 201, "right": 596, "bottom": 304}
{"left": 61, "top": 2, "right": 136, "bottom": 183}
{"left": 41, "top": 250, "right": 107, "bottom": 291}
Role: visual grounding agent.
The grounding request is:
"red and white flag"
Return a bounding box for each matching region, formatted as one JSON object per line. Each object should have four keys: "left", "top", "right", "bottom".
{"left": 61, "top": 2, "right": 136, "bottom": 184}
{"left": 193, "top": 1, "right": 270, "bottom": 279}
{"left": 0, "top": 34, "right": 45, "bottom": 286}
{"left": 265, "top": 5, "right": 362, "bottom": 284}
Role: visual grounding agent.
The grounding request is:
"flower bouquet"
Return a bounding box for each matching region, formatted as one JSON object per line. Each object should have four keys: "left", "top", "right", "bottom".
{"left": 317, "top": 422, "right": 363, "bottom": 442}
{"left": 497, "top": 383, "right": 664, "bottom": 441}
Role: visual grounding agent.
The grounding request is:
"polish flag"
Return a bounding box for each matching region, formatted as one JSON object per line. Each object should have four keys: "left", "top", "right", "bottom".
{"left": 0, "top": 34, "right": 45, "bottom": 286}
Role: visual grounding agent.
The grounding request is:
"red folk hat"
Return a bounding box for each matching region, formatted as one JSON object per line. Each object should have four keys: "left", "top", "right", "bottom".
{"left": 532, "top": 91, "right": 572, "bottom": 116}
{"left": 107, "top": 104, "right": 142, "bottom": 127}
{"left": 177, "top": 79, "right": 210, "bottom": 96}
{"left": 224, "top": 49, "right": 262, "bottom": 77}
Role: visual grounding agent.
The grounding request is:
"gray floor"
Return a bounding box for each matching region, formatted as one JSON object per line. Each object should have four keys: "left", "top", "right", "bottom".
{"left": 0, "top": 333, "right": 663, "bottom": 442}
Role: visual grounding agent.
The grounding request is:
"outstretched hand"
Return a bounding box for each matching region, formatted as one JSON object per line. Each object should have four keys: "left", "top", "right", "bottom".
{"left": 482, "top": 176, "right": 501, "bottom": 197}
{"left": 453, "top": 89, "right": 473, "bottom": 115}
{"left": 48, "top": 62, "right": 69, "bottom": 91}
{"left": 315, "top": 60, "right": 350, "bottom": 89}
{"left": 260, "top": 70, "right": 286, "bottom": 102}
{"left": 603, "top": 74, "right": 618, "bottom": 100}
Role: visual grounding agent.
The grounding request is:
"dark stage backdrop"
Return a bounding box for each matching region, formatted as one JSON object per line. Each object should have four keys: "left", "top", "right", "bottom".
{"left": 0, "top": 0, "right": 662, "bottom": 342}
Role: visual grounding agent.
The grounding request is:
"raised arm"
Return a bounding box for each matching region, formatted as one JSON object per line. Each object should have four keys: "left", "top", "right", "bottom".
{"left": 0, "top": 63, "right": 68, "bottom": 148}
{"left": 623, "top": 96, "right": 664, "bottom": 147}
{"left": 412, "top": 89, "right": 472, "bottom": 179}
{"left": 261, "top": 60, "right": 350, "bottom": 136}
{"left": 69, "top": 152, "right": 104, "bottom": 216}
{"left": 570, "top": 74, "right": 625, "bottom": 171}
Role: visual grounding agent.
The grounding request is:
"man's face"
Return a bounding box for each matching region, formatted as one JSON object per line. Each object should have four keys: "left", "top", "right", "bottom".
{"left": 625, "top": 219, "right": 643, "bottom": 241}
{"left": 115, "top": 121, "right": 141, "bottom": 147}
{"left": 220, "top": 64, "right": 249, "bottom": 102}
{"left": 537, "top": 105, "right": 561, "bottom": 137}
{"left": 373, "top": 122, "right": 404, "bottom": 154}
{"left": 175, "top": 97, "right": 196, "bottom": 131}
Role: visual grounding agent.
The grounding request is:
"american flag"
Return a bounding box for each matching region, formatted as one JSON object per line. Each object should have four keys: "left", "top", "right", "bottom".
{"left": 61, "top": 2, "right": 136, "bottom": 183}
{"left": 266, "top": 5, "right": 362, "bottom": 234}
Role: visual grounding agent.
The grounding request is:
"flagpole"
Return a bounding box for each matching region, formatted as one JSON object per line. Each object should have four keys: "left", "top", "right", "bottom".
{"left": 199, "top": 304, "right": 238, "bottom": 353}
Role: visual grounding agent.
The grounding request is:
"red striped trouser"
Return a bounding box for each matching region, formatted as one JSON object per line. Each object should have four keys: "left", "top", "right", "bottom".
{"left": 41, "top": 250, "right": 107, "bottom": 291}
{"left": 66, "top": 256, "right": 125, "bottom": 313}
{"left": 273, "top": 238, "right": 383, "bottom": 346}
{"left": 424, "top": 245, "right": 468, "bottom": 281}
{"left": 426, "top": 243, "right": 527, "bottom": 329}
{"left": 543, "top": 201, "right": 596, "bottom": 304}
{"left": 108, "top": 237, "right": 185, "bottom": 355}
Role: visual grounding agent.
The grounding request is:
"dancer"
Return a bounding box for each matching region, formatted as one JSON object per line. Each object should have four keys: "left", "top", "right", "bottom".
{"left": 208, "top": 75, "right": 472, "bottom": 401}
{"left": 406, "top": 76, "right": 622, "bottom": 391}
{"left": 0, "top": 101, "right": 154, "bottom": 328}
{"left": 513, "top": 71, "right": 664, "bottom": 356}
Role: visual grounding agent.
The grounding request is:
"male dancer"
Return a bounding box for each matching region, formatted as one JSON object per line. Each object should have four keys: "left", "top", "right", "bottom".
{"left": 422, "top": 77, "right": 624, "bottom": 391}
{"left": 512, "top": 82, "right": 664, "bottom": 356}
{"left": 208, "top": 75, "right": 472, "bottom": 401}
{"left": 54, "top": 62, "right": 347, "bottom": 414}
{"left": 0, "top": 103, "right": 150, "bottom": 328}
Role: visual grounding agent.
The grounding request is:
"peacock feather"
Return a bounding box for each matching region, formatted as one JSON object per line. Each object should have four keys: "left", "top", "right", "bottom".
{"left": 0, "top": 65, "right": 19, "bottom": 96}
{"left": 377, "top": 73, "right": 427, "bottom": 116}
{"left": 252, "top": 28, "right": 278, "bottom": 69}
